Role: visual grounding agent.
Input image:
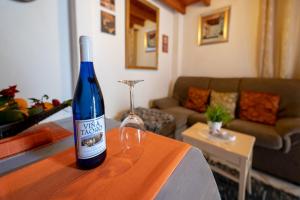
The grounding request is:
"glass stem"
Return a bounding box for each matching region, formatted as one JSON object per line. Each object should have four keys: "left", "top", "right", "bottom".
{"left": 129, "top": 85, "right": 135, "bottom": 114}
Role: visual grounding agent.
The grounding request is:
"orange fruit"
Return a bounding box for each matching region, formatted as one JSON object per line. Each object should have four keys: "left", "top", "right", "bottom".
{"left": 44, "top": 102, "right": 54, "bottom": 111}
{"left": 0, "top": 105, "right": 7, "bottom": 111}
{"left": 14, "top": 98, "right": 28, "bottom": 109}
{"left": 20, "top": 108, "right": 29, "bottom": 117}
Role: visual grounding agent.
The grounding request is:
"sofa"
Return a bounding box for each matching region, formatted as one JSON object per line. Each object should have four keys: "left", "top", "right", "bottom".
{"left": 152, "top": 76, "right": 300, "bottom": 185}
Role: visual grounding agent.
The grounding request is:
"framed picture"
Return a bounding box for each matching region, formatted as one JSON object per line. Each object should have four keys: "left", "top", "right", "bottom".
{"left": 101, "top": 11, "right": 116, "bottom": 35}
{"left": 162, "top": 35, "right": 168, "bottom": 53}
{"left": 198, "top": 6, "right": 230, "bottom": 45}
{"left": 100, "top": 0, "right": 115, "bottom": 11}
{"left": 145, "top": 30, "right": 157, "bottom": 52}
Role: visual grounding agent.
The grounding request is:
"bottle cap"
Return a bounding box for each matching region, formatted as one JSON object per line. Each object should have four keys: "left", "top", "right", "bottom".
{"left": 79, "top": 36, "right": 93, "bottom": 62}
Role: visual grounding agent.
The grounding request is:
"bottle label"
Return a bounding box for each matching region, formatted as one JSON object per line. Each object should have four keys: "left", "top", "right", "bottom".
{"left": 75, "top": 115, "right": 106, "bottom": 159}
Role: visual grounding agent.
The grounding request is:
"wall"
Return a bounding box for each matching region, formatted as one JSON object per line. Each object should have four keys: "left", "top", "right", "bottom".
{"left": 180, "top": 0, "right": 259, "bottom": 77}
{"left": 0, "top": 0, "right": 72, "bottom": 120}
{"left": 171, "top": 13, "right": 184, "bottom": 95}
{"left": 136, "top": 20, "right": 157, "bottom": 67}
{"left": 74, "top": 0, "right": 176, "bottom": 118}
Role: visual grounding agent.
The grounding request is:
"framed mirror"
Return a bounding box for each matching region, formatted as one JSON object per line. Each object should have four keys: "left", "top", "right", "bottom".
{"left": 125, "top": 0, "right": 159, "bottom": 70}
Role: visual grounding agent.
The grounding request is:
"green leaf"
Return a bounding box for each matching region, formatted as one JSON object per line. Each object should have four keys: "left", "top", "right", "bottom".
{"left": 42, "top": 94, "right": 49, "bottom": 100}
{"left": 7, "top": 102, "right": 19, "bottom": 110}
{"left": 28, "top": 106, "right": 44, "bottom": 116}
{"left": 0, "top": 96, "right": 10, "bottom": 106}
{"left": 28, "top": 98, "right": 40, "bottom": 103}
{"left": 205, "top": 104, "right": 232, "bottom": 124}
{"left": 63, "top": 99, "right": 72, "bottom": 106}
{"left": 0, "top": 110, "right": 24, "bottom": 125}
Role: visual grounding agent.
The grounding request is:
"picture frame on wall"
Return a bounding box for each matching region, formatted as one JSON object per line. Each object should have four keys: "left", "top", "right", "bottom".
{"left": 198, "top": 6, "right": 230, "bottom": 45}
{"left": 162, "top": 34, "right": 168, "bottom": 53}
{"left": 100, "top": 0, "right": 115, "bottom": 11}
{"left": 101, "top": 11, "right": 116, "bottom": 35}
{"left": 145, "top": 30, "right": 156, "bottom": 52}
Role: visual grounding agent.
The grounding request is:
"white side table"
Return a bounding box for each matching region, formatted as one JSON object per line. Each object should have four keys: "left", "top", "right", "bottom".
{"left": 182, "top": 123, "right": 255, "bottom": 200}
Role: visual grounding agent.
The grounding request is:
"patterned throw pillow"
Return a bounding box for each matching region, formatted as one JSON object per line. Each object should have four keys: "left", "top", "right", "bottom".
{"left": 184, "top": 87, "right": 210, "bottom": 112}
{"left": 210, "top": 90, "right": 238, "bottom": 118}
{"left": 239, "top": 91, "right": 280, "bottom": 125}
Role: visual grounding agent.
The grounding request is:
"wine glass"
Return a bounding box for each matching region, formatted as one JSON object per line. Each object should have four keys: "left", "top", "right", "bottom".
{"left": 118, "top": 80, "right": 146, "bottom": 160}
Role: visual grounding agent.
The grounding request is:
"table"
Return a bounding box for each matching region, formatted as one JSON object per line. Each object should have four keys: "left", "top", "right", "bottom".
{"left": 182, "top": 122, "right": 255, "bottom": 200}
{"left": 0, "top": 117, "right": 120, "bottom": 175}
{"left": 0, "top": 118, "right": 220, "bottom": 200}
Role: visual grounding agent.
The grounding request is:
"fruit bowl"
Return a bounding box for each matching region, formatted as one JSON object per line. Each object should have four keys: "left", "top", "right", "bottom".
{"left": 0, "top": 101, "right": 71, "bottom": 139}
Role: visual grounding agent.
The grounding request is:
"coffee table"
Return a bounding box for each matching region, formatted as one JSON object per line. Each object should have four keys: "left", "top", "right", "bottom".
{"left": 182, "top": 122, "right": 255, "bottom": 200}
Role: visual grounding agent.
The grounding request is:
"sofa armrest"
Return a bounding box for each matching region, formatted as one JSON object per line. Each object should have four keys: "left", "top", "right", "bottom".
{"left": 275, "top": 118, "right": 300, "bottom": 153}
{"left": 151, "top": 97, "right": 179, "bottom": 109}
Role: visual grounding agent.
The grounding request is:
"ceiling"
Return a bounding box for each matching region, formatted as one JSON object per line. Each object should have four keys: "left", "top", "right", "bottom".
{"left": 159, "top": 0, "right": 211, "bottom": 14}
{"left": 129, "top": 0, "right": 210, "bottom": 28}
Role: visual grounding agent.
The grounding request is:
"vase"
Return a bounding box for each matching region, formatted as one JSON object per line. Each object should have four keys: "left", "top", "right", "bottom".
{"left": 208, "top": 121, "right": 222, "bottom": 134}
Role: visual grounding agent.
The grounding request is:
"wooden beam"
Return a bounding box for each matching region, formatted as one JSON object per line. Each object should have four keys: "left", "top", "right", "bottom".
{"left": 130, "top": 14, "right": 145, "bottom": 27}
{"left": 180, "top": 0, "right": 210, "bottom": 6}
{"left": 132, "top": 0, "right": 157, "bottom": 15}
{"left": 181, "top": 0, "right": 202, "bottom": 6}
{"left": 201, "top": 0, "right": 211, "bottom": 6}
{"left": 159, "top": 0, "right": 210, "bottom": 14}
{"left": 130, "top": 3, "right": 156, "bottom": 22}
{"left": 160, "top": 0, "right": 186, "bottom": 14}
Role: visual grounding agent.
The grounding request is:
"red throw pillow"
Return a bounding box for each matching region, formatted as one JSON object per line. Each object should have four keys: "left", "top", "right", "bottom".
{"left": 184, "top": 87, "right": 210, "bottom": 112}
{"left": 239, "top": 91, "right": 280, "bottom": 125}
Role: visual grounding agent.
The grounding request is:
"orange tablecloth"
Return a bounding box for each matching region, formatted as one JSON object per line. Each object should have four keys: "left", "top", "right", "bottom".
{"left": 0, "top": 123, "right": 72, "bottom": 159}
{"left": 0, "top": 127, "right": 191, "bottom": 200}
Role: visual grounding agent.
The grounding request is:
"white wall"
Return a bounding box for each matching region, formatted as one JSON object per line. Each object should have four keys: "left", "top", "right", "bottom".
{"left": 74, "top": 0, "right": 176, "bottom": 118}
{"left": 0, "top": 0, "right": 72, "bottom": 120}
{"left": 180, "top": 0, "right": 259, "bottom": 77}
{"left": 171, "top": 13, "right": 184, "bottom": 95}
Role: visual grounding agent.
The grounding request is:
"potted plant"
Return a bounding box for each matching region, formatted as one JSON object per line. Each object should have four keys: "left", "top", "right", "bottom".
{"left": 205, "top": 104, "right": 232, "bottom": 134}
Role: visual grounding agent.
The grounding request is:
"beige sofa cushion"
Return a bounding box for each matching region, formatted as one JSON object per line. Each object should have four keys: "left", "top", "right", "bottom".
{"left": 210, "top": 90, "right": 238, "bottom": 118}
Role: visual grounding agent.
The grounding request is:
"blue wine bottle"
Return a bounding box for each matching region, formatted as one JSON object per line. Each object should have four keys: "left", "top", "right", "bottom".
{"left": 72, "top": 36, "right": 106, "bottom": 169}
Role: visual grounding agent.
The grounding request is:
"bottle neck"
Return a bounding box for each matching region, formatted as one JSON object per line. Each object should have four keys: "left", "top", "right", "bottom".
{"left": 79, "top": 61, "right": 96, "bottom": 79}
{"left": 79, "top": 36, "right": 96, "bottom": 79}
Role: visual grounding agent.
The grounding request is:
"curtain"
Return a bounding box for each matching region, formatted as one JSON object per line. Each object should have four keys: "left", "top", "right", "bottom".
{"left": 257, "top": 0, "right": 300, "bottom": 78}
